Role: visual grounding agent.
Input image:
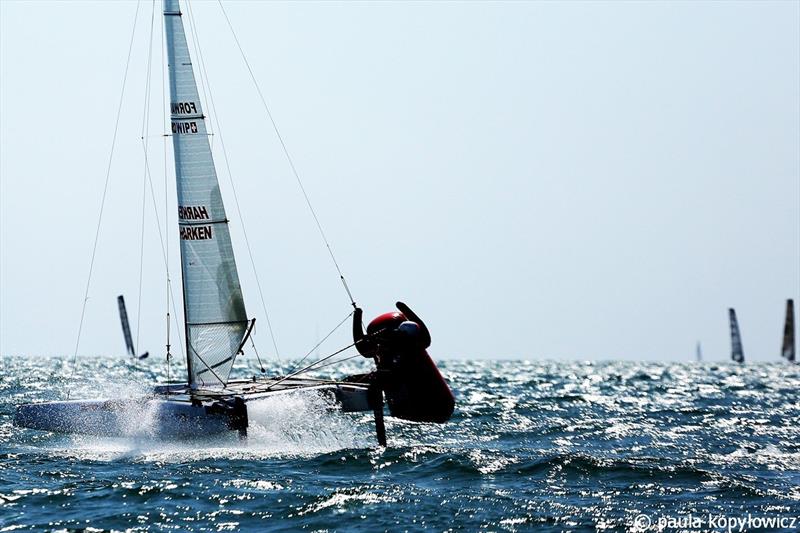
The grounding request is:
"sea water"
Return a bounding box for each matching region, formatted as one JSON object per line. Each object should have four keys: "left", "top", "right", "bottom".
{"left": 1, "top": 356, "right": 799, "bottom": 531}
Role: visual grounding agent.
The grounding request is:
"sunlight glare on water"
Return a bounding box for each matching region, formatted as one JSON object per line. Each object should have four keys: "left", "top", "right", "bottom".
{"left": 2, "top": 356, "right": 800, "bottom": 531}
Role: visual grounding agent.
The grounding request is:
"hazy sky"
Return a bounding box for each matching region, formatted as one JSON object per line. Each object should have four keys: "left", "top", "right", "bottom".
{"left": 1, "top": 0, "right": 798, "bottom": 364}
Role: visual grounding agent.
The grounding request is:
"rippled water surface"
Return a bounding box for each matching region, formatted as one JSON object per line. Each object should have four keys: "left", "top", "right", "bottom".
{"left": 2, "top": 356, "right": 800, "bottom": 531}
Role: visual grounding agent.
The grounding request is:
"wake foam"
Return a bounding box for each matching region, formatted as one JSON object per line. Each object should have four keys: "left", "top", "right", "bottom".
{"left": 246, "top": 390, "right": 371, "bottom": 453}
{"left": 48, "top": 389, "right": 373, "bottom": 461}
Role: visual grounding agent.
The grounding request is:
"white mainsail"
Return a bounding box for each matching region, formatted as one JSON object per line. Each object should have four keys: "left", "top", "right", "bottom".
{"left": 164, "top": 0, "right": 248, "bottom": 388}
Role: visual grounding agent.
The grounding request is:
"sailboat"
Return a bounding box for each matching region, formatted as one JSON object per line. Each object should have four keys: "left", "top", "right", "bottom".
{"left": 118, "top": 295, "right": 149, "bottom": 360}
{"left": 781, "top": 299, "right": 795, "bottom": 363}
{"left": 729, "top": 308, "right": 744, "bottom": 363}
{"left": 15, "top": 0, "right": 452, "bottom": 442}
{"left": 695, "top": 341, "right": 702, "bottom": 362}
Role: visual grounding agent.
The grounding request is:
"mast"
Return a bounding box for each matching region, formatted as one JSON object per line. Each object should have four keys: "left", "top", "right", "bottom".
{"left": 729, "top": 308, "right": 744, "bottom": 364}
{"left": 782, "top": 299, "right": 796, "bottom": 362}
{"left": 164, "top": 0, "right": 249, "bottom": 388}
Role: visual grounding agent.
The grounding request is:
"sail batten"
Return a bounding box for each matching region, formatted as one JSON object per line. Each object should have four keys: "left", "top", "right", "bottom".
{"left": 164, "top": 0, "right": 248, "bottom": 388}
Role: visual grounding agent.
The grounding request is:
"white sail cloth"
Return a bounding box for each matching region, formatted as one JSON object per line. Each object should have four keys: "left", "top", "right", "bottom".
{"left": 165, "top": 0, "right": 248, "bottom": 387}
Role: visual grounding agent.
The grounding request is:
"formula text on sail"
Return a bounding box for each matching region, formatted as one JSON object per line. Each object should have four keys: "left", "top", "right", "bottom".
{"left": 171, "top": 101, "right": 198, "bottom": 115}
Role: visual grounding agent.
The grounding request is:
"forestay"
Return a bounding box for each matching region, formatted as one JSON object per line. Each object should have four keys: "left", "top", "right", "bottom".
{"left": 164, "top": 0, "right": 248, "bottom": 388}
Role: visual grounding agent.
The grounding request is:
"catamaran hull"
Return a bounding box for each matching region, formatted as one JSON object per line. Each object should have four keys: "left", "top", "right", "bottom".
{"left": 14, "top": 381, "right": 373, "bottom": 438}
{"left": 14, "top": 398, "right": 232, "bottom": 438}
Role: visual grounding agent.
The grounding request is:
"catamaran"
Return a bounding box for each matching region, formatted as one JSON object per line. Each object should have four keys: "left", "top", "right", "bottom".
{"left": 15, "top": 0, "right": 453, "bottom": 443}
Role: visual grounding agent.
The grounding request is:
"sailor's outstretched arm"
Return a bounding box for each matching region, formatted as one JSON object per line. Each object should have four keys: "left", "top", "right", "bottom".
{"left": 353, "top": 307, "right": 378, "bottom": 357}
{"left": 396, "top": 301, "right": 431, "bottom": 348}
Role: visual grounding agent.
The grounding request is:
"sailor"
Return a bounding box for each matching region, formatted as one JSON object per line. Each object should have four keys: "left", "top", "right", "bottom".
{"left": 353, "top": 301, "right": 430, "bottom": 363}
{"left": 349, "top": 302, "right": 454, "bottom": 423}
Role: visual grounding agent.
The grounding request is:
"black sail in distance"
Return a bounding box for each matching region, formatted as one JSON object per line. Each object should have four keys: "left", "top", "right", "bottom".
{"left": 729, "top": 308, "right": 744, "bottom": 363}
{"left": 117, "top": 295, "right": 135, "bottom": 357}
{"left": 782, "top": 299, "right": 795, "bottom": 362}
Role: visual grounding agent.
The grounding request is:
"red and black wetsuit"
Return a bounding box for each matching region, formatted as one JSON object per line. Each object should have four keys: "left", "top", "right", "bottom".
{"left": 349, "top": 302, "right": 453, "bottom": 423}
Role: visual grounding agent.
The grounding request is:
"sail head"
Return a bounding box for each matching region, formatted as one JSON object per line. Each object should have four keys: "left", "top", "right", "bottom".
{"left": 164, "top": 0, "right": 248, "bottom": 387}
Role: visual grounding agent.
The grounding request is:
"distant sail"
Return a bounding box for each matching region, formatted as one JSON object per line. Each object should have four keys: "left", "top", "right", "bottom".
{"left": 729, "top": 308, "right": 744, "bottom": 363}
{"left": 117, "top": 295, "right": 135, "bottom": 357}
{"left": 782, "top": 299, "right": 795, "bottom": 362}
{"left": 117, "top": 295, "right": 149, "bottom": 360}
{"left": 696, "top": 341, "right": 702, "bottom": 362}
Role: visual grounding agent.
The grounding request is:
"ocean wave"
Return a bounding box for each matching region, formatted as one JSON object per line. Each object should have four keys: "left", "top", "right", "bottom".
{"left": 3, "top": 358, "right": 800, "bottom": 531}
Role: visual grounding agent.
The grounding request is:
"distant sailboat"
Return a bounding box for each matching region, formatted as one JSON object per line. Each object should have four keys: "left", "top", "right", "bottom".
{"left": 781, "top": 299, "right": 795, "bottom": 363}
{"left": 696, "top": 341, "right": 703, "bottom": 362}
{"left": 117, "top": 295, "right": 148, "bottom": 360}
{"left": 729, "top": 308, "right": 744, "bottom": 363}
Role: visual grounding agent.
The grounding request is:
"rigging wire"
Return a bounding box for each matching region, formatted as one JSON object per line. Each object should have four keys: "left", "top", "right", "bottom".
{"left": 314, "top": 353, "right": 361, "bottom": 372}
{"left": 287, "top": 310, "right": 354, "bottom": 375}
{"left": 123, "top": 0, "right": 187, "bottom": 373}
{"left": 131, "top": 0, "right": 186, "bottom": 371}
{"left": 66, "top": 0, "right": 142, "bottom": 399}
{"left": 184, "top": 0, "right": 283, "bottom": 372}
{"left": 249, "top": 336, "right": 266, "bottom": 374}
{"left": 263, "top": 341, "right": 358, "bottom": 392}
{"left": 135, "top": 0, "right": 157, "bottom": 364}
{"left": 161, "top": 0, "right": 173, "bottom": 387}
{"left": 141, "top": 154, "right": 186, "bottom": 359}
{"left": 216, "top": 0, "right": 357, "bottom": 309}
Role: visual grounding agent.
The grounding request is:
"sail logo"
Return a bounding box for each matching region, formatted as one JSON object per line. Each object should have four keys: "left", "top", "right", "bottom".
{"left": 180, "top": 226, "right": 213, "bottom": 240}
{"left": 179, "top": 205, "right": 210, "bottom": 220}
{"left": 171, "top": 101, "right": 198, "bottom": 115}
{"left": 179, "top": 205, "right": 213, "bottom": 240}
{"left": 172, "top": 121, "right": 198, "bottom": 134}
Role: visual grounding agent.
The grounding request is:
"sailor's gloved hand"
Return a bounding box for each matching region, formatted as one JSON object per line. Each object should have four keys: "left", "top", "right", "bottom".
{"left": 396, "top": 301, "right": 411, "bottom": 316}
{"left": 353, "top": 306, "right": 378, "bottom": 358}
